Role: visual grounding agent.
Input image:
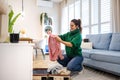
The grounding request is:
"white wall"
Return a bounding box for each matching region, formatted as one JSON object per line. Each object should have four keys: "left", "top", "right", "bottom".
{"left": 6, "top": 0, "right": 60, "bottom": 40}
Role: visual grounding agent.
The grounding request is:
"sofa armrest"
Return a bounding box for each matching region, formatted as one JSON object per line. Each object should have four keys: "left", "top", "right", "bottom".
{"left": 81, "top": 42, "right": 92, "bottom": 49}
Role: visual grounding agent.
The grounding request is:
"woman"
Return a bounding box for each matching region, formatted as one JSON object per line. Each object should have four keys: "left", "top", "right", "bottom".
{"left": 55, "top": 19, "right": 83, "bottom": 75}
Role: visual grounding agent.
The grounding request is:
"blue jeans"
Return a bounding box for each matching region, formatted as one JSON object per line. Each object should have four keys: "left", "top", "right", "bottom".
{"left": 57, "top": 54, "right": 83, "bottom": 71}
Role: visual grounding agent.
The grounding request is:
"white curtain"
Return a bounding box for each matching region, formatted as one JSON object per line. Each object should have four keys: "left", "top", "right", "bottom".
{"left": 111, "top": 0, "right": 120, "bottom": 33}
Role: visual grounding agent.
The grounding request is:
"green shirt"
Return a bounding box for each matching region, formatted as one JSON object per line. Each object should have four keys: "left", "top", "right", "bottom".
{"left": 59, "top": 29, "right": 82, "bottom": 57}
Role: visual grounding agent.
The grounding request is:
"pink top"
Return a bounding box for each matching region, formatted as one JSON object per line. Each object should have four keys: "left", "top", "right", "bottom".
{"left": 48, "top": 34, "right": 64, "bottom": 61}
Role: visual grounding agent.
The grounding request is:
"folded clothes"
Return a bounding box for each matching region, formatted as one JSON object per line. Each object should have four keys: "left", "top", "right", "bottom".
{"left": 47, "top": 64, "right": 63, "bottom": 74}
{"left": 58, "top": 68, "right": 70, "bottom": 75}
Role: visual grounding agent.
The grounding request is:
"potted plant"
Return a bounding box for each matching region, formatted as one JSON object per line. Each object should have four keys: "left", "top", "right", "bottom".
{"left": 8, "top": 9, "right": 21, "bottom": 43}
{"left": 40, "top": 12, "right": 52, "bottom": 25}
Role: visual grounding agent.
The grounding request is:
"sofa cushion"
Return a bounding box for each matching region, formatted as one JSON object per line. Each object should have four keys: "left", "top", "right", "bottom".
{"left": 86, "top": 33, "right": 112, "bottom": 50}
{"left": 90, "top": 50, "right": 120, "bottom": 64}
{"left": 82, "top": 49, "right": 108, "bottom": 58}
{"left": 82, "top": 49, "right": 93, "bottom": 58}
{"left": 81, "top": 42, "right": 92, "bottom": 49}
{"left": 109, "top": 33, "right": 120, "bottom": 51}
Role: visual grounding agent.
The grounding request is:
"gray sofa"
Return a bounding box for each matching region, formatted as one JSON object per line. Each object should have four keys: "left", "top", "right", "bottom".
{"left": 82, "top": 33, "right": 120, "bottom": 76}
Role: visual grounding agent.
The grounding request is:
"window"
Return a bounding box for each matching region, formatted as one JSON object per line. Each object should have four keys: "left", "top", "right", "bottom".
{"left": 61, "top": 6, "right": 69, "bottom": 34}
{"left": 82, "top": 0, "right": 112, "bottom": 37}
{"left": 61, "top": 0, "right": 111, "bottom": 38}
{"left": 101, "top": 0, "right": 111, "bottom": 33}
{"left": 82, "top": 0, "right": 89, "bottom": 26}
{"left": 75, "top": 0, "right": 80, "bottom": 19}
{"left": 69, "top": 4, "right": 74, "bottom": 22}
{"left": 91, "top": 0, "right": 99, "bottom": 34}
{"left": 91, "top": 0, "right": 98, "bottom": 25}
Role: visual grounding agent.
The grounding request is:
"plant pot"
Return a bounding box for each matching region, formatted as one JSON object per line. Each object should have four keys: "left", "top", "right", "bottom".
{"left": 83, "top": 38, "right": 89, "bottom": 42}
{"left": 10, "top": 33, "right": 19, "bottom": 43}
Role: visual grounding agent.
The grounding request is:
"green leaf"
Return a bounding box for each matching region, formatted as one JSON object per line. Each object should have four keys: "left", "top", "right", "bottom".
{"left": 11, "top": 13, "right": 21, "bottom": 26}
{"left": 8, "top": 10, "right": 14, "bottom": 26}
{"left": 8, "top": 25, "right": 13, "bottom": 33}
{"left": 8, "top": 9, "right": 21, "bottom": 33}
{"left": 40, "top": 12, "right": 43, "bottom": 25}
{"left": 40, "top": 12, "right": 49, "bottom": 25}
{"left": 44, "top": 13, "right": 49, "bottom": 25}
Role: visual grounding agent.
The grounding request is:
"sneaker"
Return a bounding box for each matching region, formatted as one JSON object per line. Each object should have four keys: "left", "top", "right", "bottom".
{"left": 70, "top": 71, "right": 79, "bottom": 77}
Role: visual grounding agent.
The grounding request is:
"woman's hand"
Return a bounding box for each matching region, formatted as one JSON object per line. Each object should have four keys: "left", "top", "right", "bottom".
{"left": 55, "top": 35, "right": 73, "bottom": 47}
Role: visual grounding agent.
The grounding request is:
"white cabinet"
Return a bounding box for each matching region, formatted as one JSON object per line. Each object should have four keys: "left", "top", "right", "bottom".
{"left": 0, "top": 43, "right": 34, "bottom": 80}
